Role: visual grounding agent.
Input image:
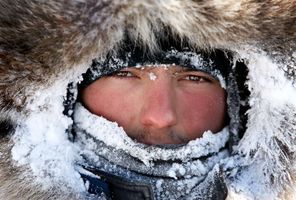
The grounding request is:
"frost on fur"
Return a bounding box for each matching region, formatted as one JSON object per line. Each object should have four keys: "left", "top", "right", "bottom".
{"left": 0, "top": 0, "right": 296, "bottom": 200}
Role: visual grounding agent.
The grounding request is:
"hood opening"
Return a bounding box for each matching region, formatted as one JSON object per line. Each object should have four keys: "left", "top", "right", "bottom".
{"left": 63, "top": 42, "right": 250, "bottom": 151}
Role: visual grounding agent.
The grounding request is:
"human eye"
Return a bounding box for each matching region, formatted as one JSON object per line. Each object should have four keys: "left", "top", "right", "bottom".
{"left": 184, "top": 75, "right": 205, "bottom": 81}
{"left": 182, "top": 74, "right": 212, "bottom": 83}
{"left": 111, "top": 70, "right": 136, "bottom": 78}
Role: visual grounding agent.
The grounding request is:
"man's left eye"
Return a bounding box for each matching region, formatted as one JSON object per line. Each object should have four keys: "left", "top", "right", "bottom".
{"left": 183, "top": 75, "right": 209, "bottom": 82}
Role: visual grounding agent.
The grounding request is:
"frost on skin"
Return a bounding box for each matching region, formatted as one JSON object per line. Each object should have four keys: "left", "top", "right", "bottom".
{"left": 149, "top": 72, "right": 157, "bottom": 80}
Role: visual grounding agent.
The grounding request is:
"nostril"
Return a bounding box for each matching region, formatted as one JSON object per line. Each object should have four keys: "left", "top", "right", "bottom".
{"left": 141, "top": 114, "right": 177, "bottom": 129}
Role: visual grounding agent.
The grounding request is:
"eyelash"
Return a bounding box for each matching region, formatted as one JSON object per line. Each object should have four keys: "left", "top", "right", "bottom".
{"left": 182, "top": 75, "right": 211, "bottom": 83}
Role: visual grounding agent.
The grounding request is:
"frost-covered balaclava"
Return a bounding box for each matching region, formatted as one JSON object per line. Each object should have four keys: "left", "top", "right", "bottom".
{"left": 64, "top": 40, "right": 241, "bottom": 200}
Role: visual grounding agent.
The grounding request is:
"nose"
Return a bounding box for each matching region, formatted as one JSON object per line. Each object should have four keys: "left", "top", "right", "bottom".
{"left": 139, "top": 78, "right": 177, "bottom": 129}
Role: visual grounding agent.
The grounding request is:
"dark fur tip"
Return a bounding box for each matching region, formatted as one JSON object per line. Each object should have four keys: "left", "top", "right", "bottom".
{"left": 0, "top": 120, "right": 14, "bottom": 138}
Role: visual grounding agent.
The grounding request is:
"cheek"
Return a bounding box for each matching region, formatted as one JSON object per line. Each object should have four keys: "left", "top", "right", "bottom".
{"left": 178, "top": 88, "right": 227, "bottom": 135}
{"left": 81, "top": 81, "right": 139, "bottom": 126}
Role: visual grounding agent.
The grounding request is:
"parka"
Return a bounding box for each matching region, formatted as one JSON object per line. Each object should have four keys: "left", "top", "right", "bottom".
{"left": 0, "top": 1, "right": 296, "bottom": 200}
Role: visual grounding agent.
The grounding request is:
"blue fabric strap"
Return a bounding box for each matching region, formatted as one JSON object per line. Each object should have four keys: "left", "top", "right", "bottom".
{"left": 80, "top": 168, "right": 154, "bottom": 200}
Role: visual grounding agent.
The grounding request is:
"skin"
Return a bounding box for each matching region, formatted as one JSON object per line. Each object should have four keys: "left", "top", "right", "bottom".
{"left": 81, "top": 66, "right": 227, "bottom": 145}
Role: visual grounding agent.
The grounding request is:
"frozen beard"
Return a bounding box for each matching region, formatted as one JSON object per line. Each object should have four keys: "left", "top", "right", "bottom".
{"left": 73, "top": 103, "right": 230, "bottom": 199}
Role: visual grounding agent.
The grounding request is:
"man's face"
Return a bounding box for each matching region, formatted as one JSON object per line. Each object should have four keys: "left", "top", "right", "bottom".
{"left": 81, "top": 66, "right": 227, "bottom": 145}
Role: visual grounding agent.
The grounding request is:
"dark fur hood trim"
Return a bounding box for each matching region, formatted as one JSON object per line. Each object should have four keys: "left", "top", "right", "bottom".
{"left": 1, "top": 1, "right": 296, "bottom": 200}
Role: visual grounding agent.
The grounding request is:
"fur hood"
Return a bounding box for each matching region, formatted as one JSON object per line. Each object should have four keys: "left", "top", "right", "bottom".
{"left": 0, "top": 0, "right": 296, "bottom": 199}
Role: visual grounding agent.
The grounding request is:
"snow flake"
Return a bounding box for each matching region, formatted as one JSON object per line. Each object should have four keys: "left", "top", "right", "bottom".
{"left": 149, "top": 72, "right": 157, "bottom": 80}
